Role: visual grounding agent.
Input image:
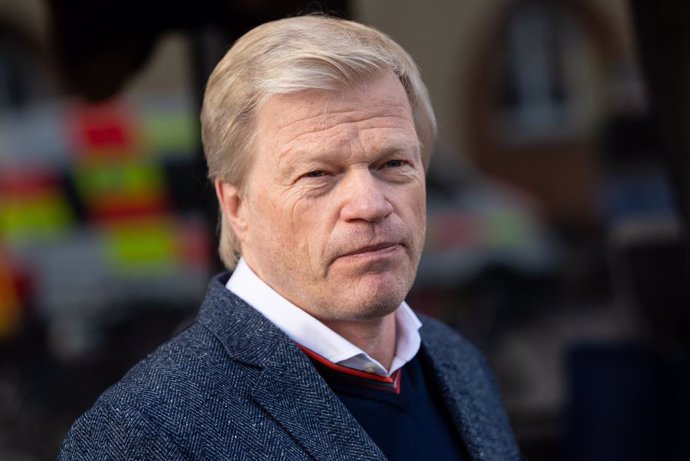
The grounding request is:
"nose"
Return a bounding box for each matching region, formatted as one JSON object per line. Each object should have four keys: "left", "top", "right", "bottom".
{"left": 339, "top": 169, "right": 393, "bottom": 223}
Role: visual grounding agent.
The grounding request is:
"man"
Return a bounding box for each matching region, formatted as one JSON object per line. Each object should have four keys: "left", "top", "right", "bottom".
{"left": 59, "top": 15, "right": 521, "bottom": 460}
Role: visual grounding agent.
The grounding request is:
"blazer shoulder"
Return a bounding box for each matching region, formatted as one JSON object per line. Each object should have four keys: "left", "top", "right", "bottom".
{"left": 100, "top": 320, "right": 261, "bottom": 409}
{"left": 59, "top": 321, "right": 263, "bottom": 457}
{"left": 418, "top": 314, "right": 485, "bottom": 360}
{"left": 58, "top": 396, "right": 190, "bottom": 460}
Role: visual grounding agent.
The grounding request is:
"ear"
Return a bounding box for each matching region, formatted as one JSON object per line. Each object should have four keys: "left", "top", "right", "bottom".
{"left": 215, "top": 179, "right": 248, "bottom": 242}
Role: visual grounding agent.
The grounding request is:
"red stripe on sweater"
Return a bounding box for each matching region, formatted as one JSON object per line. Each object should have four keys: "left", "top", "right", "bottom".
{"left": 298, "top": 344, "right": 402, "bottom": 393}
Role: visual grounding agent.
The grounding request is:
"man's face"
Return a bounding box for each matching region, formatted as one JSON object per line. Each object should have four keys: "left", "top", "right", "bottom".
{"left": 226, "top": 72, "right": 426, "bottom": 323}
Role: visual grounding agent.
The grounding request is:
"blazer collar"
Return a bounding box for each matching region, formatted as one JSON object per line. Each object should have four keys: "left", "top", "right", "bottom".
{"left": 197, "top": 274, "right": 386, "bottom": 461}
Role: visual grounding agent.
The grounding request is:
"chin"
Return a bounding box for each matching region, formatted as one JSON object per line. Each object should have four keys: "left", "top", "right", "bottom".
{"left": 340, "top": 274, "right": 410, "bottom": 320}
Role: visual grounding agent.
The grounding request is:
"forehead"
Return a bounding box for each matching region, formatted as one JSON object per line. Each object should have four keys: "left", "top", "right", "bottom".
{"left": 254, "top": 73, "right": 418, "bottom": 157}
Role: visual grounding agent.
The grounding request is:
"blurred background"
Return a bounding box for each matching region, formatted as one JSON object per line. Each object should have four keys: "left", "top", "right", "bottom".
{"left": 0, "top": 0, "right": 687, "bottom": 459}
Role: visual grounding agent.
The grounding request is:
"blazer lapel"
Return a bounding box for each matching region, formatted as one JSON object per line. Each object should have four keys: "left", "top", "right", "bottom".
{"left": 421, "top": 320, "right": 522, "bottom": 461}
{"left": 250, "top": 340, "right": 386, "bottom": 461}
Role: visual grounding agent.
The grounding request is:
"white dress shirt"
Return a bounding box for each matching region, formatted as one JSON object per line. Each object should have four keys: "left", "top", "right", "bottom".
{"left": 226, "top": 258, "right": 422, "bottom": 377}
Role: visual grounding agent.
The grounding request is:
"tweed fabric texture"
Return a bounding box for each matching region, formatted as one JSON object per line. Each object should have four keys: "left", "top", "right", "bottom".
{"left": 58, "top": 274, "right": 521, "bottom": 460}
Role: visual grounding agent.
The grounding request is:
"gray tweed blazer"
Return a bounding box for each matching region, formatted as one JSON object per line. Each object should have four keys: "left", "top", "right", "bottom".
{"left": 58, "top": 274, "right": 521, "bottom": 460}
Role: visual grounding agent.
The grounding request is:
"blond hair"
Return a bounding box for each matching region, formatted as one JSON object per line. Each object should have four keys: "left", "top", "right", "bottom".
{"left": 201, "top": 15, "right": 437, "bottom": 269}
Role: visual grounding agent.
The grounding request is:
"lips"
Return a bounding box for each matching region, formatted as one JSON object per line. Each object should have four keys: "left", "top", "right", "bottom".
{"left": 339, "top": 242, "right": 401, "bottom": 258}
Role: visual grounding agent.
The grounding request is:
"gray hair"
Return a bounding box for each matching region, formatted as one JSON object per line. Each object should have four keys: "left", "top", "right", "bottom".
{"left": 201, "top": 15, "right": 437, "bottom": 269}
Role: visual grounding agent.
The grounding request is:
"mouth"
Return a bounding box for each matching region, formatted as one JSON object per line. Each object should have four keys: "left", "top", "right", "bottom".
{"left": 338, "top": 242, "right": 402, "bottom": 258}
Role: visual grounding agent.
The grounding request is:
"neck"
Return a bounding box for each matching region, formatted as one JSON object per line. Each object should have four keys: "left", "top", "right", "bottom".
{"left": 322, "top": 312, "right": 398, "bottom": 371}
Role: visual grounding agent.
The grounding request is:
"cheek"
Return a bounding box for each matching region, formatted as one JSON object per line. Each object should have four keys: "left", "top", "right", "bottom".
{"left": 292, "top": 203, "right": 324, "bottom": 252}
{"left": 405, "top": 184, "right": 426, "bottom": 224}
{"left": 248, "top": 194, "right": 292, "bottom": 250}
{"left": 406, "top": 187, "right": 427, "bottom": 254}
{"left": 268, "top": 197, "right": 320, "bottom": 255}
{"left": 293, "top": 199, "right": 340, "bottom": 273}
{"left": 418, "top": 196, "right": 427, "bottom": 229}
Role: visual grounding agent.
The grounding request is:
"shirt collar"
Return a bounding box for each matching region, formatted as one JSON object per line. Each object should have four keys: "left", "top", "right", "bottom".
{"left": 225, "top": 258, "right": 422, "bottom": 376}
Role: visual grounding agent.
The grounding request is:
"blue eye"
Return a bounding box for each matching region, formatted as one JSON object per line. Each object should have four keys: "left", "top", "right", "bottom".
{"left": 304, "top": 170, "right": 326, "bottom": 178}
{"left": 384, "top": 160, "right": 404, "bottom": 168}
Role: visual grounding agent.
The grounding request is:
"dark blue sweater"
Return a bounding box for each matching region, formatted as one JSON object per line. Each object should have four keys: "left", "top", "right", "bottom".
{"left": 303, "top": 346, "right": 469, "bottom": 461}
